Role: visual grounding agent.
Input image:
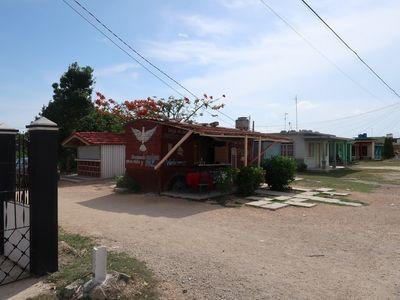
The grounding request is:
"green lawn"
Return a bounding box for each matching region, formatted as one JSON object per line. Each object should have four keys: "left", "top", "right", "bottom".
{"left": 296, "top": 160, "right": 400, "bottom": 193}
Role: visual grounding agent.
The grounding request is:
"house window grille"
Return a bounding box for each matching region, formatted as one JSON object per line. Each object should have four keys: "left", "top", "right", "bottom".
{"left": 281, "top": 144, "right": 293, "bottom": 157}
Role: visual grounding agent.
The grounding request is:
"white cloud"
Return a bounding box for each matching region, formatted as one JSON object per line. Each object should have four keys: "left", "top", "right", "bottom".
{"left": 219, "top": 0, "right": 258, "bottom": 9}
{"left": 178, "top": 33, "right": 189, "bottom": 39}
{"left": 296, "top": 100, "right": 316, "bottom": 110}
{"left": 96, "top": 63, "right": 139, "bottom": 77}
{"left": 180, "top": 15, "right": 236, "bottom": 36}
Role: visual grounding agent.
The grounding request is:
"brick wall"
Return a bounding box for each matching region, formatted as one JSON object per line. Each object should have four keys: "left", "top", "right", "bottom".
{"left": 77, "top": 160, "right": 101, "bottom": 177}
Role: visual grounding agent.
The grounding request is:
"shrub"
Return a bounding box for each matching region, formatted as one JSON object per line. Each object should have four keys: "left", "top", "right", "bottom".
{"left": 297, "top": 162, "right": 307, "bottom": 172}
{"left": 214, "top": 166, "right": 239, "bottom": 193}
{"left": 263, "top": 156, "right": 296, "bottom": 191}
{"left": 382, "top": 137, "right": 395, "bottom": 159}
{"left": 236, "top": 166, "right": 264, "bottom": 196}
{"left": 116, "top": 174, "right": 140, "bottom": 192}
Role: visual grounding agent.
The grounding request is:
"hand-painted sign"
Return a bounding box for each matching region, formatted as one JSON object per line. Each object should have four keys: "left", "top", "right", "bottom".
{"left": 126, "top": 154, "right": 160, "bottom": 167}
{"left": 131, "top": 126, "right": 157, "bottom": 152}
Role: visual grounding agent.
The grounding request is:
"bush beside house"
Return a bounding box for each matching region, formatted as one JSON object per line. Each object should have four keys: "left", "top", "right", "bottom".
{"left": 236, "top": 166, "right": 264, "bottom": 196}
{"left": 263, "top": 156, "right": 296, "bottom": 191}
{"left": 383, "top": 137, "right": 395, "bottom": 159}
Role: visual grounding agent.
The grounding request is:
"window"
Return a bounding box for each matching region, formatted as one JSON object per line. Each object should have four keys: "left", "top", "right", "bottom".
{"left": 281, "top": 144, "right": 293, "bottom": 157}
{"left": 308, "top": 143, "right": 314, "bottom": 157}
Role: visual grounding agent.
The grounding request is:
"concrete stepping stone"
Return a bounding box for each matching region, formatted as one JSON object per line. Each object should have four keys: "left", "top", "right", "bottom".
{"left": 288, "top": 197, "right": 308, "bottom": 202}
{"left": 300, "top": 191, "right": 319, "bottom": 196}
{"left": 245, "top": 200, "right": 272, "bottom": 207}
{"left": 285, "top": 201, "right": 316, "bottom": 208}
{"left": 246, "top": 196, "right": 272, "bottom": 201}
{"left": 321, "top": 192, "right": 350, "bottom": 196}
{"left": 260, "top": 202, "right": 289, "bottom": 210}
{"left": 307, "top": 196, "right": 340, "bottom": 202}
{"left": 255, "top": 189, "right": 294, "bottom": 197}
{"left": 292, "top": 187, "right": 313, "bottom": 192}
{"left": 337, "top": 201, "right": 362, "bottom": 207}
{"left": 292, "top": 194, "right": 312, "bottom": 199}
{"left": 273, "top": 196, "right": 294, "bottom": 201}
{"left": 315, "top": 188, "right": 334, "bottom": 192}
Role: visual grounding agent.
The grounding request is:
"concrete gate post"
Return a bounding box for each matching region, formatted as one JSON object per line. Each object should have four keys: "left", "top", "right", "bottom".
{"left": 27, "top": 117, "right": 59, "bottom": 275}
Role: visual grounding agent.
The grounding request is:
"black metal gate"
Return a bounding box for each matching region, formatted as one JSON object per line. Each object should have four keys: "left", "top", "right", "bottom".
{"left": 0, "top": 134, "right": 30, "bottom": 285}
{"left": 0, "top": 117, "right": 59, "bottom": 286}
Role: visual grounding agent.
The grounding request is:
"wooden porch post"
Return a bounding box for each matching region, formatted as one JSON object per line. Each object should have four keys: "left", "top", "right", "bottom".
{"left": 333, "top": 142, "right": 337, "bottom": 169}
{"left": 257, "top": 136, "right": 262, "bottom": 167}
{"left": 154, "top": 130, "right": 193, "bottom": 170}
{"left": 244, "top": 135, "right": 248, "bottom": 167}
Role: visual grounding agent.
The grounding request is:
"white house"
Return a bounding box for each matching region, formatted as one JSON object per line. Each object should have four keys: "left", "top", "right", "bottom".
{"left": 271, "top": 130, "right": 352, "bottom": 170}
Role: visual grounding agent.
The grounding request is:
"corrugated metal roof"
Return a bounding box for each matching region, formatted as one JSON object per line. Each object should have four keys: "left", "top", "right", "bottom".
{"left": 63, "top": 132, "right": 126, "bottom": 146}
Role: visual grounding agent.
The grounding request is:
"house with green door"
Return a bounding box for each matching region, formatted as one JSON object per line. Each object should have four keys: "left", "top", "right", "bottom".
{"left": 270, "top": 130, "right": 352, "bottom": 170}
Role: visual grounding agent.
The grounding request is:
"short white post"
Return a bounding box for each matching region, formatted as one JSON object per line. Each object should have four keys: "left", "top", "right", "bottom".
{"left": 92, "top": 246, "right": 107, "bottom": 283}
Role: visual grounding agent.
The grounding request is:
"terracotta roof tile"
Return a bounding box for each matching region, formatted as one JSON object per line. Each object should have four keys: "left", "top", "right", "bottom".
{"left": 139, "top": 120, "right": 290, "bottom": 142}
{"left": 64, "top": 132, "right": 126, "bottom": 146}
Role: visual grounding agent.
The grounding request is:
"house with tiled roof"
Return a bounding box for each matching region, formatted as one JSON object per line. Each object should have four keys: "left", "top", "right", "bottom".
{"left": 62, "top": 132, "right": 126, "bottom": 178}
{"left": 123, "top": 119, "right": 289, "bottom": 192}
{"left": 64, "top": 118, "right": 290, "bottom": 192}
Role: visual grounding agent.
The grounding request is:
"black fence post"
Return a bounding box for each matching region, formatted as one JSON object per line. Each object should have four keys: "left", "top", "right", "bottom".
{"left": 27, "top": 117, "right": 59, "bottom": 276}
{"left": 0, "top": 124, "right": 18, "bottom": 255}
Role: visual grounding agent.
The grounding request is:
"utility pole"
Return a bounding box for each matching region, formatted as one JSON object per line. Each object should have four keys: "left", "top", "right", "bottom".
{"left": 284, "top": 112, "right": 288, "bottom": 131}
{"left": 295, "top": 95, "right": 298, "bottom": 131}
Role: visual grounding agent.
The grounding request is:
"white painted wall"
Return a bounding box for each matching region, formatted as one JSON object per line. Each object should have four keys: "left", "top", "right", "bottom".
{"left": 4, "top": 202, "right": 30, "bottom": 270}
{"left": 101, "top": 145, "right": 126, "bottom": 178}
{"left": 291, "top": 135, "right": 306, "bottom": 160}
{"left": 78, "top": 146, "right": 101, "bottom": 160}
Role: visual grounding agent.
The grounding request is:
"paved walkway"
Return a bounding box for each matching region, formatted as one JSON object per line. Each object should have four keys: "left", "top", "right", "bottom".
{"left": 245, "top": 187, "right": 362, "bottom": 210}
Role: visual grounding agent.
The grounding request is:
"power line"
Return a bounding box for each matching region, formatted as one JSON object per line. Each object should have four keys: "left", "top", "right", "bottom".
{"left": 255, "top": 101, "right": 400, "bottom": 128}
{"left": 71, "top": 0, "right": 199, "bottom": 100}
{"left": 257, "top": 0, "right": 386, "bottom": 105}
{"left": 300, "top": 0, "right": 400, "bottom": 99}
{"left": 61, "top": 0, "right": 185, "bottom": 98}
{"left": 62, "top": 0, "right": 236, "bottom": 125}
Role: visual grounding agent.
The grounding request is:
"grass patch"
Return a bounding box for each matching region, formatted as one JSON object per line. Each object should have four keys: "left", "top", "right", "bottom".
{"left": 355, "top": 159, "right": 400, "bottom": 167}
{"left": 295, "top": 165, "right": 398, "bottom": 192}
{"left": 30, "top": 230, "right": 158, "bottom": 300}
{"left": 297, "top": 172, "right": 377, "bottom": 193}
{"left": 295, "top": 160, "right": 400, "bottom": 192}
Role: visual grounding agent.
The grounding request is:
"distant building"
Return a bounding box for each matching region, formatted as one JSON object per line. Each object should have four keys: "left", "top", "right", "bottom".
{"left": 269, "top": 130, "right": 352, "bottom": 170}
{"left": 352, "top": 133, "right": 383, "bottom": 160}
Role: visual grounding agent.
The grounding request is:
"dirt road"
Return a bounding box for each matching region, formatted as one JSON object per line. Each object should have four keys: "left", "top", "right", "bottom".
{"left": 58, "top": 181, "right": 400, "bottom": 299}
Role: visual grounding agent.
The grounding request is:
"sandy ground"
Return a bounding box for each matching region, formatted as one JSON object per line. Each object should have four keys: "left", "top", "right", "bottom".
{"left": 3, "top": 180, "right": 400, "bottom": 299}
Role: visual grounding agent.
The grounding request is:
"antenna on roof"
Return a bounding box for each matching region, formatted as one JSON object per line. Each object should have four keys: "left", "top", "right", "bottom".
{"left": 295, "top": 95, "right": 298, "bottom": 131}
{"left": 284, "top": 112, "right": 288, "bottom": 131}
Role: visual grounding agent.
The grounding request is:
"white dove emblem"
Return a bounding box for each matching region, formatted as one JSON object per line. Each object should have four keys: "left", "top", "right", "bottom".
{"left": 131, "top": 126, "right": 157, "bottom": 152}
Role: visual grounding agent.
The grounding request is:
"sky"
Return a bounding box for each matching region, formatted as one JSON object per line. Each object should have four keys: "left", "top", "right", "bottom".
{"left": 1, "top": 0, "right": 400, "bottom": 137}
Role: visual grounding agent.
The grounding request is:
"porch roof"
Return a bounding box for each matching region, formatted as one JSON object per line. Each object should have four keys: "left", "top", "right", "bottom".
{"left": 136, "top": 119, "right": 291, "bottom": 143}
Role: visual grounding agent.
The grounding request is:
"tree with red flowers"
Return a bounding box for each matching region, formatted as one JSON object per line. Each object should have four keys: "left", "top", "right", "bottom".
{"left": 94, "top": 92, "right": 225, "bottom": 123}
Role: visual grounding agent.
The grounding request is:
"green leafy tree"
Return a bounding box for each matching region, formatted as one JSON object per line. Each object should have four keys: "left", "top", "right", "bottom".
{"left": 382, "top": 137, "right": 395, "bottom": 159}
{"left": 41, "top": 62, "right": 95, "bottom": 171}
{"left": 76, "top": 110, "right": 123, "bottom": 133}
